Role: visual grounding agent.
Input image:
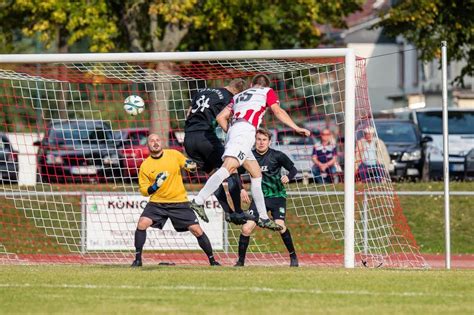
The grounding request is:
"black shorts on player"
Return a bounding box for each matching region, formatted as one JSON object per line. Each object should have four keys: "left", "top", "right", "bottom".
{"left": 183, "top": 131, "right": 224, "bottom": 174}
{"left": 248, "top": 197, "right": 286, "bottom": 221}
{"left": 141, "top": 202, "right": 199, "bottom": 232}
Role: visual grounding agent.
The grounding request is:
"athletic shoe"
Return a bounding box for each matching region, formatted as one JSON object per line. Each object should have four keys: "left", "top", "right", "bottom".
{"left": 190, "top": 200, "right": 209, "bottom": 223}
{"left": 257, "top": 218, "right": 283, "bottom": 231}
{"left": 234, "top": 261, "right": 245, "bottom": 267}
{"left": 229, "top": 212, "right": 247, "bottom": 225}
{"left": 242, "top": 210, "right": 257, "bottom": 222}
{"left": 224, "top": 212, "right": 232, "bottom": 223}
{"left": 290, "top": 256, "right": 299, "bottom": 267}
{"left": 130, "top": 259, "right": 142, "bottom": 267}
{"left": 210, "top": 260, "right": 221, "bottom": 266}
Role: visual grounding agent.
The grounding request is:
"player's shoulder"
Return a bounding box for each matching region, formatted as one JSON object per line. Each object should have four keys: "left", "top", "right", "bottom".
{"left": 269, "top": 147, "right": 286, "bottom": 158}
{"left": 164, "top": 148, "right": 184, "bottom": 157}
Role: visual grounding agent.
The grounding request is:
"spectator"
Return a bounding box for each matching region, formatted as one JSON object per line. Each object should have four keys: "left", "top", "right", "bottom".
{"left": 355, "top": 127, "right": 391, "bottom": 183}
{"left": 311, "top": 128, "right": 338, "bottom": 183}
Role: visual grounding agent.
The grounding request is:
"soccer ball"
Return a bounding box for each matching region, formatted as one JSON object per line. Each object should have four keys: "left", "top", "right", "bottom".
{"left": 124, "top": 95, "right": 145, "bottom": 116}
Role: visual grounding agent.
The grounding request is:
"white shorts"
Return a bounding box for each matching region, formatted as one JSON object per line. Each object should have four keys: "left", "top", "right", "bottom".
{"left": 223, "top": 121, "right": 256, "bottom": 166}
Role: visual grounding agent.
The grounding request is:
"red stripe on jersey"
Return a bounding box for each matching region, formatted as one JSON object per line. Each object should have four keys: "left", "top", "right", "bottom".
{"left": 266, "top": 88, "right": 279, "bottom": 107}
{"left": 243, "top": 109, "right": 254, "bottom": 121}
{"left": 251, "top": 106, "right": 266, "bottom": 127}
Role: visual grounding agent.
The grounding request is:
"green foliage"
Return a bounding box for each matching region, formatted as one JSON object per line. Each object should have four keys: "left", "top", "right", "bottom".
{"left": 1, "top": 0, "right": 118, "bottom": 52}
{"left": 183, "top": 0, "right": 362, "bottom": 51}
{"left": 0, "top": 0, "right": 362, "bottom": 53}
{"left": 377, "top": 0, "right": 474, "bottom": 86}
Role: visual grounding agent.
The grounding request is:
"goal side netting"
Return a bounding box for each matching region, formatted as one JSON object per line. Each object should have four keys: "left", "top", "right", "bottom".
{"left": 0, "top": 52, "right": 426, "bottom": 268}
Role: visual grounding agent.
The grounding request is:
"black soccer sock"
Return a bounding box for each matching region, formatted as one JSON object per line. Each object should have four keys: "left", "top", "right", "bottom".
{"left": 214, "top": 184, "right": 232, "bottom": 214}
{"left": 238, "top": 234, "right": 250, "bottom": 263}
{"left": 197, "top": 233, "right": 216, "bottom": 263}
{"left": 228, "top": 173, "right": 243, "bottom": 213}
{"left": 134, "top": 229, "right": 147, "bottom": 261}
{"left": 281, "top": 229, "right": 297, "bottom": 258}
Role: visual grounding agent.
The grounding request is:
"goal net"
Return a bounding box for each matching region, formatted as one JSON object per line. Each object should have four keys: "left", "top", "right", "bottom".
{"left": 0, "top": 51, "right": 426, "bottom": 268}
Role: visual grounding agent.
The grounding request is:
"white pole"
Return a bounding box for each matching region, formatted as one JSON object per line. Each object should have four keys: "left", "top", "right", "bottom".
{"left": 441, "top": 41, "right": 451, "bottom": 269}
{"left": 80, "top": 193, "right": 86, "bottom": 254}
{"left": 362, "top": 192, "right": 368, "bottom": 255}
{"left": 0, "top": 48, "right": 353, "bottom": 63}
{"left": 344, "top": 49, "right": 356, "bottom": 268}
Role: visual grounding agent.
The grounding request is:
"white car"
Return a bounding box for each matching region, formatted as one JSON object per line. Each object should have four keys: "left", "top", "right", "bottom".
{"left": 389, "top": 108, "right": 474, "bottom": 180}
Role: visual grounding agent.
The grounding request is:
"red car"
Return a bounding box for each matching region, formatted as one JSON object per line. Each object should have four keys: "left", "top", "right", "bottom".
{"left": 115, "top": 128, "right": 184, "bottom": 178}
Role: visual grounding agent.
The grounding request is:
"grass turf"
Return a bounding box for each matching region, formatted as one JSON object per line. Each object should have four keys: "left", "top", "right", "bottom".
{"left": 0, "top": 265, "right": 473, "bottom": 314}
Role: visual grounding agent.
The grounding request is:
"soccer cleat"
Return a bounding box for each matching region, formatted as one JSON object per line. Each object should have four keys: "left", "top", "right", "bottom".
{"left": 234, "top": 261, "right": 245, "bottom": 267}
{"left": 257, "top": 218, "right": 283, "bottom": 231}
{"left": 290, "top": 256, "right": 299, "bottom": 267}
{"left": 210, "top": 260, "right": 221, "bottom": 266}
{"left": 224, "top": 212, "right": 232, "bottom": 223}
{"left": 130, "top": 259, "right": 142, "bottom": 268}
{"left": 190, "top": 200, "right": 209, "bottom": 223}
{"left": 229, "top": 212, "right": 247, "bottom": 225}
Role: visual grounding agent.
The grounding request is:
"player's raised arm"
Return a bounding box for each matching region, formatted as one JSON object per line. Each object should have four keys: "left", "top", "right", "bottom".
{"left": 216, "top": 105, "right": 232, "bottom": 132}
{"left": 270, "top": 103, "right": 310, "bottom": 137}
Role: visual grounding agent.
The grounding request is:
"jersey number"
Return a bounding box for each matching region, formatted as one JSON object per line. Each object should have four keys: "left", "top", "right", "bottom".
{"left": 191, "top": 95, "right": 210, "bottom": 113}
{"left": 236, "top": 89, "right": 257, "bottom": 103}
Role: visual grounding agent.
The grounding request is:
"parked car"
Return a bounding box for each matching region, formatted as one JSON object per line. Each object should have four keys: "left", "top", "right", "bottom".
{"left": 0, "top": 133, "right": 19, "bottom": 183}
{"left": 114, "top": 128, "right": 191, "bottom": 180}
{"left": 414, "top": 109, "right": 474, "bottom": 180}
{"left": 34, "top": 120, "right": 122, "bottom": 183}
{"left": 373, "top": 119, "right": 425, "bottom": 180}
{"left": 377, "top": 108, "right": 474, "bottom": 180}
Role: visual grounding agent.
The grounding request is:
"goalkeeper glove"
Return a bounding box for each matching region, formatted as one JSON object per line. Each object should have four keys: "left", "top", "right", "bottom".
{"left": 184, "top": 159, "right": 197, "bottom": 172}
{"left": 149, "top": 171, "right": 169, "bottom": 194}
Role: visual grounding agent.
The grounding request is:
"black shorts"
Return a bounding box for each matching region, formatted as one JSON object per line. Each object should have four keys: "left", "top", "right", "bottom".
{"left": 249, "top": 197, "right": 287, "bottom": 221}
{"left": 141, "top": 202, "right": 199, "bottom": 232}
{"left": 184, "top": 131, "right": 224, "bottom": 173}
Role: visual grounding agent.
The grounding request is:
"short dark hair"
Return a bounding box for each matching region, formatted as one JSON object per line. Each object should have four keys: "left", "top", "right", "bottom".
{"left": 256, "top": 128, "right": 272, "bottom": 140}
{"left": 251, "top": 74, "right": 271, "bottom": 87}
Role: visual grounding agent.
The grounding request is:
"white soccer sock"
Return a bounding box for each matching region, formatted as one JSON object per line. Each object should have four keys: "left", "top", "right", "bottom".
{"left": 250, "top": 177, "right": 269, "bottom": 220}
{"left": 195, "top": 167, "right": 230, "bottom": 205}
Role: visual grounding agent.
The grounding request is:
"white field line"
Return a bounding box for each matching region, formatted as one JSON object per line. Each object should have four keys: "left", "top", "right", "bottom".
{"left": 0, "top": 283, "right": 468, "bottom": 298}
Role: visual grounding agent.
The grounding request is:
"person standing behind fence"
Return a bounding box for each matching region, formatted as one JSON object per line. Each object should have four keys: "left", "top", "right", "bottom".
{"left": 311, "top": 128, "right": 338, "bottom": 184}
{"left": 355, "top": 127, "right": 391, "bottom": 183}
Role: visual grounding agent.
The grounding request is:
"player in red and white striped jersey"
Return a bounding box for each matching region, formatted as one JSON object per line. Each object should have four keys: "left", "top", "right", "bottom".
{"left": 190, "top": 74, "right": 310, "bottom": 231}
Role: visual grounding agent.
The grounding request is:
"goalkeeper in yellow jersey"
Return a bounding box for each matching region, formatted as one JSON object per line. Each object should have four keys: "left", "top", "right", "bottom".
{"left": 131, "top": 133, "right": 220, "bottom": 267}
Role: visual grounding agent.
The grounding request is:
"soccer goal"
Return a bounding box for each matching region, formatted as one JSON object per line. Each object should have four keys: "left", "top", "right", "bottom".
{"left": 0, "top": 49, "right": 426, "bottom": 268}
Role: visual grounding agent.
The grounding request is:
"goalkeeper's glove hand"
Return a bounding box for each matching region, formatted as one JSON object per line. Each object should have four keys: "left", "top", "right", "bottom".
{"left": 149, "top": 171, "right": 169, "bottom": 193}
{"left": 184, "top": 159, "right": 197, "bottom": 172}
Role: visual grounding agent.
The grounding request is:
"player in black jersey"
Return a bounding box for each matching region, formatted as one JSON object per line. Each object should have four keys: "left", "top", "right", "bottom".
{"left": 236, "top": 128, "right": 299, "bottom": 267}
{"left": 184, "top": 79, "right": 252, "bottom": 224}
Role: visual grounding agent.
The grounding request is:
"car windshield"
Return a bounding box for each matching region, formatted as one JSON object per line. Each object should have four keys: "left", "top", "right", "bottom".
{"left": 277, "top": 132, "right": 314, "bottom": 145}
{"left": 49, "top": 123, "right": 114, "bottom": 146}
{"left": 416, "top": 111, "right": 474, "bottom": 135}
{"left": 375, "top": 122, "right": 418, "bottom": 143}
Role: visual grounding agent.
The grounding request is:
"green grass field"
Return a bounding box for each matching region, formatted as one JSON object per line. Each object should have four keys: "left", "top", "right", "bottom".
{"left": 0, "top": 265, "right": 473, "bottom": 314}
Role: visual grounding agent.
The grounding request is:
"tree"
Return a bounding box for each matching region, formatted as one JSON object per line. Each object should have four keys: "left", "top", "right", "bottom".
{"left": 376, "top": 0, "right": 474, "bottom": 86}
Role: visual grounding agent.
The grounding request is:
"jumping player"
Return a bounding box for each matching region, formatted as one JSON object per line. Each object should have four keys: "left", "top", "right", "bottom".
{"left": 236, "top": 128, "right": 299, "bottom": 267}
{"left": 131, "top": 134, "right": 220, "bottom": 267}
{"left": 184, "top": 79, "right": 251, "bottom": 224}
{"left": 190, "top": 74, "right": 311, "bottom": 230}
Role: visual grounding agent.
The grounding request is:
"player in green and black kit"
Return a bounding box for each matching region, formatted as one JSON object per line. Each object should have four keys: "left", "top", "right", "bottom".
{"left": 236, "top": 128, "right": 299, "bottom": 267}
